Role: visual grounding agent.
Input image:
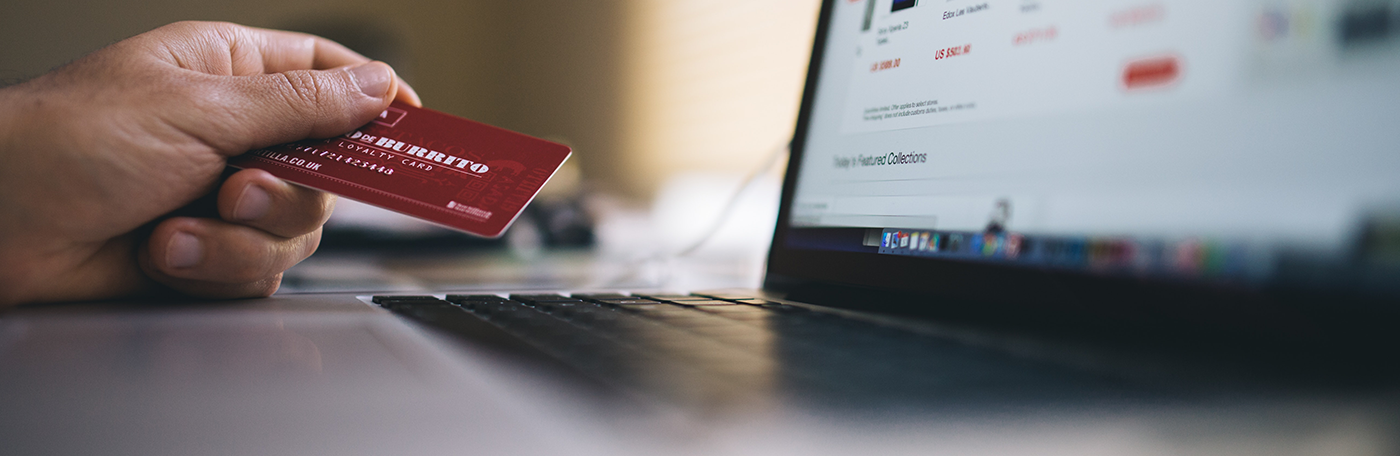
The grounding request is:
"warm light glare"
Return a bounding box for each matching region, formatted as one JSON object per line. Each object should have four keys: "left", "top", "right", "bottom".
{"left": 622, "top": 0, "right": 821, "bottom": 197}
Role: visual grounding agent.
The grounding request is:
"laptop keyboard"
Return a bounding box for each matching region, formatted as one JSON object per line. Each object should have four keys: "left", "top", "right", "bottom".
{"left": 373, "top": 293, "right": 1136, "bottom": 408}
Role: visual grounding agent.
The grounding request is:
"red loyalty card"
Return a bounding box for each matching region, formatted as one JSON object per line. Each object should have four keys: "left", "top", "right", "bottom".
{"left": 228, "top": 102, "right": 572, "bottom": 238}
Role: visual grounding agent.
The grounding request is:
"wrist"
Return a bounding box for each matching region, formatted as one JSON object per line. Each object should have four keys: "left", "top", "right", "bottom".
{"left": 0, "top": 86, "right": 29, "bottom": 305}
{"left": 0, "top": 84, "right": 62, "bottom": 305}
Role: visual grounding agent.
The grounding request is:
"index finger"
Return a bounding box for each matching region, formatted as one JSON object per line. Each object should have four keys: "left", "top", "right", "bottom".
{"left": 244, "top": 27, "right": 365, "bottom": 73}
{"left": 241, "top": 25, "right": 422, "bottom": 106}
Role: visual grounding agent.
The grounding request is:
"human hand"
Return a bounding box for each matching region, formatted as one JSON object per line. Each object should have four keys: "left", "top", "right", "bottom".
{"left": 0, "top": 21, "right": 421, "bottom": 306}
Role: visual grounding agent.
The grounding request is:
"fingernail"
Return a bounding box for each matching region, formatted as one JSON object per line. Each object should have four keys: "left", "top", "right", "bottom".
{"left": 233, "top": 184, "right": 271, "bottom": 221}
{"left": 167, "top": 232, "right": 203, "bottom": 269}
{"left": 348, "top": 61, "right": 391, "bottom": 98}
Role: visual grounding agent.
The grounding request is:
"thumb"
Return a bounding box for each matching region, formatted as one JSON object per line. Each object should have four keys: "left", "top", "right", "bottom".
{"left": 190, "top": 61, "right": 398, "bottom": 155}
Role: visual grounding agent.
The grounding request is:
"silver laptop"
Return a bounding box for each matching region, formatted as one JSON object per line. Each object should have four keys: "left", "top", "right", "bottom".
{"left": 5, "top": 0, "right": 1400, "bottom": 454}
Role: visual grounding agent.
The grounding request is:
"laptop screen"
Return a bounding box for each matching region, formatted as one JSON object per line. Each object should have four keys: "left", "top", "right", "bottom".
{"left": 779, "top": 0, "right": 1400, "bottom": 294}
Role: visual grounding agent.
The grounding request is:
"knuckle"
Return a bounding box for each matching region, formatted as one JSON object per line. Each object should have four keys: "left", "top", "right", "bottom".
{"left": 202, "top": 20, "right": 242, "bottom": 31}
{"left": 170, "top": 20, "right": 227, "bottom": 30}
{"left": 275, "top": 71, "right": 326, "bottom": 113}
{"left": 160, "top": 21, "right": 238, "bottom": 41}
{"left": 276, "top": 189, "right": 334, "bottom": 235}
{"left": 158, "top": 21, "right": 202, "bottom": 34}
{"left": 279, "top": 220, "right": 320, "bottom": 239}
{"left": 307, "top": 192, "right": 337, "bottom": 227}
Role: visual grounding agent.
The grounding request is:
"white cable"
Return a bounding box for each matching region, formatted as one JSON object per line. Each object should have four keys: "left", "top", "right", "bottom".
{"left": 588, "top": 141, "right": 790, "bottom": 288}
{"left": 671, "top": 141, "right": 789, "bottom": 258}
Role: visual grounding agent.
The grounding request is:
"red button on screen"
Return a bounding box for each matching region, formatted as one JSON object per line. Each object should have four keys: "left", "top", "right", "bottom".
{"left": 1123, "top": 56, "right": 1180, "bottom": 89}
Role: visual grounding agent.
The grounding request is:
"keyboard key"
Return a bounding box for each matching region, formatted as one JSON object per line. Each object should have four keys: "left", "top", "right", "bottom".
{"left": 638, "top": 294, "right": 713, "bottom": 302}
{"left": 371, "top": 295, "right": 438, "bottom": 304}
{"left": 696, "top": 305, "right": 765, "bottom": 314}
{"left": 533, "top": 301, "right": 585, "bottom": 312}
{"left": 641, "top": 311, "right": 733, "bottom": 322}
{"left": 526, "top": 299, "right": 585, "bottom": 306}
{"left": 374, "top": 297, "right": 450, "bottom": 311}
{"left": 570, "top": 293, "right": 631, "bottom": 300}
{"left": 599, "top": 299, "right": 664, "bottom": 306}
{"left": 548, "top": 305, "right": 613, "bottom": 322}
{"left": 733, "top": 299, "right": 782, "bottom": 306}
{"left": 445, "top": 294, "right": 507, "bottom": 303}
{"left": 696, "top": 294, "right": 757, "bottom": 301}
{"left": 555, "top": 304, "right": 621, "bottom": 318}
{"left": 616, "top": 303, "right": 691, "bottom": 314}
{"left": 465, "top": 300, "right": 529, "bottom": 317}
{"left": 509, "top": 294, "right": 577, "bottom": 303}
{"left": 672, "top": 300, "right": 736, "bottom": 306}
{"left": 706, "top": 311, "right": 774, "bottom": 322}
{"left": 632, "top": 305, "right": 719, "bottom": 317}
{"left": 755, "top": 302, "right": 808, "bottom": 312}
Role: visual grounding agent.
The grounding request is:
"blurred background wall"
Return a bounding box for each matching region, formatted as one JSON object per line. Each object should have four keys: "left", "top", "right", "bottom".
{"left": 0, "top": 0, "right": 820, "bottom": 202}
